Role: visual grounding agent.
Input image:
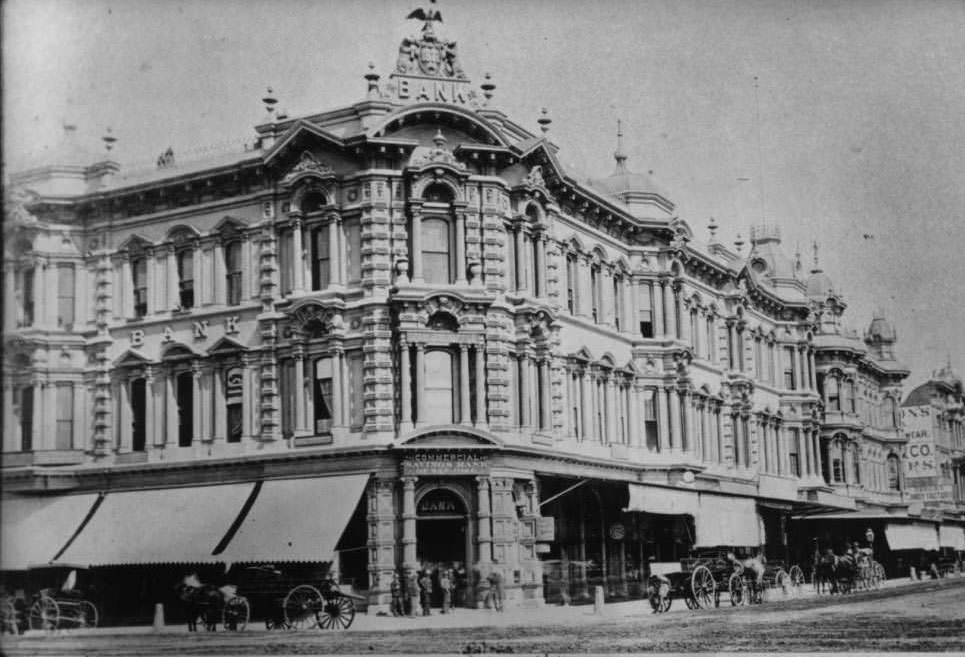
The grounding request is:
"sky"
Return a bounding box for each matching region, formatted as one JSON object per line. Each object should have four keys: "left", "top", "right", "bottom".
{"left": 3, "top": 0, "right": 963, "bottom": 389}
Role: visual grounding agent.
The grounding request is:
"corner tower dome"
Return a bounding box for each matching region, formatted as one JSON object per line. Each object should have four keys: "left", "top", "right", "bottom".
{"left": 589, "top": 121, "right": 674, "bottom": 219}
{"left": 806, "top": 242, "right": 835, "bottom": 299}
{"left": 866, "top": 309, "right": 897, "bottom": 344}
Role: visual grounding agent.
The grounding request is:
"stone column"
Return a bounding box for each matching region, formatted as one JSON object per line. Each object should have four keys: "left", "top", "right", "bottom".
{"left": 399, "top": 339, "right": 413, "bottom": 430}
{"left": 414, "top": 344, "right": 426, "bottom": 426}
{"left": 475, "top": 345, "right": 487, "bottom": 427}
{"left": 119, "top": 258, "right": 133, "bottom": 319}
{"left": 683, "top": 390, "right": 695, "bottom": 453}
{"left": 664, "top": 283, "right": 677, "bottom": 339}
{"left": 716, "top": 407, "right": 724, "bottom": 463}
{"left": 213, "top": 366, "right": 226, "bottom": 442}
{"left": 241, "top": 359, "right": 254, "bottom": 442}
{"left": 476, "top": 477, "right": 492, "bottom": 565}
{"left": 459, "top": 344, "right": 471, "bottom": 425}
{"left": 814, "top": 431, "right": 825, "bottom": 482}
{"left": 605, "top": 376, "right": 617, "bottom": 444}
{"left": 540, "top": 359, "right": 551, "bottom": 431}
{"left": 411, "top": 211, "right": 424, "bottom": 283}
{"left": 338, "top": 219, "right": 348, "bottom": 287}
{"left": 699, "top": 401, "right": 709, "bottom": 461}
{"left": 213, "top": 243, "right": 225, "bottom": 305}
{"left": 291, "top": 220, "right": 305, "bottom": 294}
{"left": 455, "top": 212, "right": 467, "bottom": 285}
{"left": 3, "top": 264, "right": 16, "bottom": 332}
{"left": 668, "top": 388, "right": 681, "bottom": 451}
{"left": 192, "top": 245, "right": 204, "bottom": 308}
{"left": 33, "top": 380, "right": 45, "bottom": 450}
{"left": 656, "top": 387, "right": 670, "bottom": 452}
{"left": 402, "top": 476, "right": 418, "bottom": 568}
{"left": 340, "top": 348, "right": 350, "bottom": 427}
{"left": 653, "top": 281, "right": 665, "bottom": 338}
{"left": 2, "top": 385, "right": 16, "bottom": 452}
{"left": 519, "top": 354, "right": 531, "bottom": 428}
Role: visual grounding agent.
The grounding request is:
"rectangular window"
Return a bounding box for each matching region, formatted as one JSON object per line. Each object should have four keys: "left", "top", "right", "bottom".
{"left": 348, "top": 351, "right": 364, "bottom": 427}
{"left": 506, "top": 227, "right": 516, "bottom": 291}
{"left": 57, "top": 264, "right": 76, "bottom": 327}
{"left": 131, "top": 378, "right": 147, "bottom": 451}
{"left": 590, "top": 266, "right": 600, "bottom": 323}
{"left": 55, "top": 383, "right": 74, "bottom": 450}
{"left": 279, "top": 230, "right": 293, "bottom": 296}
{"left": 706, "top": 317, "right": 715, "bottom": 360}
{"left": 314, "top": 357, "right": 334, "bottom": 433}
{"left": 19, "top": 386, "right": 34, "bottom": 451}
{"left": 225, "top": 367, "right": 244, "bottom": 443}
{"left": 784, "top": 347, "right": 796, "bottom": 390}
{"left": 570, "top": 373, "right": 580, "bottom": 438}
{"left": 613, "top": 276, "right": 622, "bottom": 330}
{"left": 788, "top": 428, "right": 800, "bottom": 477}
{"left": 225, "top": 242, "right": 243, "bottom": 306}
{"left": 422, "top": 217, "right": 450, "bottom": 285}
{"left": 280, "top": 360, "right": 294, "bottom": 437}
{"left": 311, "top": 227, "right": 330, "bottom": 290}
{"left": 827, "top": 377, "right": 840, "bottom": 411}
{"left": 639, "top": 282, "right": 654, "bottom": 338}
{"left": 644, "top": 389, "right": 659, "bottom": 451}
{"left": 754, "top": 339, "right": 763, "bottom": 380}
{"left": 345, "top": 219, "right": 362, "bottom": 285}
{"left": 507, "top": 356, "right": 518, "bottom": 426}
{"left": 22, "top": 268, "right": 35, "bottom": 326}
{"left": 566, "top": 254, "right": 577, "bottom": 315}
{"left": 176, "top": 250, "right": 194, "bottom": 309}
{"left": 132, "top": 258, "right": 148, "bottom": 318}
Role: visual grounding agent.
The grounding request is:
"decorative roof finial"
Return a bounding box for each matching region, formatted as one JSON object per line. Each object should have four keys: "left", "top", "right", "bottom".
{"left": 481, "top": 72, "right": 495, "bottom": 107}
{"left": 708, "top": 217, "right": 718, "bottom": 243}
{"left": 812, "top": 240, "right": 821, "bottom": 271}
{"left": 406, "top": 0, "right": 443, "bottom": 34}
{"left": 365, "top": 62, "right": 381, "bottom": 99}
{"left": 102, "top": 127, "right": 117, "bottom": 153}
{"left": 537, "top": 107, "right": 551, "bottom": 135}
{"left": 794, "top": 243, "right": 802, "bottom": 272}
{"left": 262, "top": 87, "right": 278, "bottom": 119}
{"left": 734, "top": 233, "right": 745, "bottom": 254}
{"left": 614, "top": 119, "right": 628, "bottom": 172}
{"left": 432, "top": 128, "right": 447, "bottom": 149}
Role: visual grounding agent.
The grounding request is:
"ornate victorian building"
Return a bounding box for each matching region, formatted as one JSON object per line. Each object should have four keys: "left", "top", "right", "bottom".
{"left": 3, "top": 3, "right": 961, "bottom": 618}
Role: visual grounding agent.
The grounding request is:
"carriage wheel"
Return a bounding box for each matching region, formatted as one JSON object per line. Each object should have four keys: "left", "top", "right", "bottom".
{"left": 283, "top": 585, "right": 322, "bottom": 630}
{"left": 788, "top": 565, "right": 805, "bottom": 594}
{"left": 77, "top": 601, "right": 99, "bottom": 629}
{"left": 728, "top": 573, "right": 744, "bottom": 606}
{"left": 774, "top": 569, "right": 790, "bottom": 597}
{"left": 1, "top": 598, "right": 19, "bottom": 634}
{"left": 316, "top": 595, "right": 355, "bottom": 630}
{"left": 29, "top": 596, "right": 59, "bottom": 631}
{"left": 222, "top": 597, "right": 250, "bottom": 632}
{"left": 690, "top": 565, "right": 716, "bottom": 609}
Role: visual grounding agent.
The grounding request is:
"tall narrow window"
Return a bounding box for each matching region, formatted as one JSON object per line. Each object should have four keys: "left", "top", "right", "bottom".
{"left": 831, "top": 444, "right": 844, "bottom": 483}
{"left": 225, "top": 367, "right": 243, "bottom": 443}
{"left": 176, "top": 250, "right": 194, "bottom": 309}
{"left": 531, "top": 234, "right": 540, "bottom": 294}
{"left": 19, "top": 386, "right": 33, "bottom": 451}
{"left": 280, "top": 360, "right": 294, "bottom": 436}
{"left": 225, "top": 242, "right": 243, "bottom": 306}
{"left": 732, "top": 414, "right": 741, "bottom": 465}
{"left": 21, "top": 268, "right": 35, "bottom": 327}
{"left": 345, "top": 219, "right": 362, "bottom": 285}
{"left": 788, "top": 428, "right": 800, "bottom": 477}
{"left": 424, "top": 349, "right": 455, "bottom": 425}
{"left": 827, "top": 377, "right": 840, "bottom": 411}
{"left": 57, "top": 264, "right": 76, "bottom": 327}
{"left": 570, "top": 372, "right": 581, "bottom": 438}
{"left": 849, "top": 381, "right": 857, "bottom": 413}
{"left": 590, "top": 265, "right": 600, "bottom": 323}
{"left": 754, "top": 338, "right": 763, "bottom": 380}
{"left": 735, "top": 329, "right": 745, "bottom": 372}
{"left": 55, "top": 383, "right": 74, "bottom": 450}
{"left": 279, "top": 230, "right": 294, "bottom": 296}
{"left": 422, "top": 218, "right": 451, "bottom": 285}
{"left": 131, "top": 378, "right": 147, "bottom": 451}
{"left": 348, "top": 351, "right": 365, "bottom": 427}
{"left": 783, "top": 347, "right": 796, "bottom": 390}
{"left": 131, "top": 258, "right": 148, "bottom": 318}
{"left": 639, "top": 282, "right": 654, "bottom": 338}
{"left": 566, "top": 254, "right": 578, "bottom": 315}
{"left": 613, "top": 275, "right": 623, "bottom": 330}
{"left": 176, "top": 371, "right": 194, "bottom": 447}
{"left": 314, "top": 358, "right": 334, "bottom": 433}
{"left": 887, "top": 455, "right": 901, "bottom": 490}
{"left": 311, "top": 227, "right": 330, "bottom": 290}
{"left": 852, "top": 446, "right": 861, "bottom": 484}
{"left": 706, "top": 316, "right": 715, "bottom": 361}
{"left": 690, "top": 310, "right": 699, "bottom": 355}
{"left": 644, "top": 389, "right": 659, "bottom": 450}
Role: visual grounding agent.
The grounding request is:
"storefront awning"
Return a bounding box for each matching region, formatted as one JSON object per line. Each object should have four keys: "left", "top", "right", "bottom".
{"left": 624, "top": 484, "right": 699, "bottom": 516}
{"left": 218, "top": 474, "right": 370, "bottom": 564}
{"left": 939, "top": 525, "right": 965, "bottom": 551}
{"left": 885, "top": 523, "right": 940, "bottom": 551}
{"left": 695, "top": 495, "right": 761, "bottom": 548}
{"left": 55, "top": 483, "right": 254, "bottom": 566}
{"left": 1, "top": 494, "right": 101, "bottom": 570}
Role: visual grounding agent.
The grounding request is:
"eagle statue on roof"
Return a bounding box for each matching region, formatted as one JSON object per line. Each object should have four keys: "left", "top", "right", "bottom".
{"left": 407, "top": 0, "right": 443, "bottom": 26}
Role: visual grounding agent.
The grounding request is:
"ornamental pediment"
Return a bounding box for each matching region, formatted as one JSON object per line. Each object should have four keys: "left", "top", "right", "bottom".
{"left": 282, "top": 150, "right": 335, "bottom": 185}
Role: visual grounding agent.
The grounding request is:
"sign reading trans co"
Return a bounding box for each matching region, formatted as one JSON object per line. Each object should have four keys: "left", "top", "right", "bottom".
{"left": 901, "top": 406, "right": 938, "bottom": 479}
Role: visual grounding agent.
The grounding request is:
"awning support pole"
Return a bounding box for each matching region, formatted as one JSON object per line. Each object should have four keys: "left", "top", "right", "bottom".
{"left": 540, "top": 479, "right": 588, "bottom": 509}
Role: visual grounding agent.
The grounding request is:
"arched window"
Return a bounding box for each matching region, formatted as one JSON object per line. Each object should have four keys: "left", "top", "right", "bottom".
{"left": 424, "top": 349, "right": 455, "bottom": 424}
{"left": 302, "top": 191, "right": 327, "bottom": 214}
{"left": 225, "top": 367, "right": 244, "bottom": 443}
{"left": 423, "top": 217, "right": 452, "bottom": 285}
{"left": 225, "top": 241, "right": 243, "bottom": 305}
{"left": 827, "top": 376, "right": 840, "bottom": 411}
{"left": 130, "top": 377, "right": 147, "bottom": 451}
{"left": 176, "top": 250, "right": 194, "bottom": 310}
{"left": 176, "top": 371, "right": 194, "bottom": 447}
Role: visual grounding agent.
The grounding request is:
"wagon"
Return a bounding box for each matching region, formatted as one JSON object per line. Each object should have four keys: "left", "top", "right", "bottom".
{"left": 27, "top": 589, "right": 98, "bottom": 631}
{"left": 646, "top": 550, "right": 737, "bottom": 612}
{"left": 231, "top": 564, "right": 361, "bottom": 630}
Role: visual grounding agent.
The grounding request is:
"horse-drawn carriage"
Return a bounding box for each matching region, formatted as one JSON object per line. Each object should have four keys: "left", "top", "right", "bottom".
{"left": 177, "top": 564, "right": 361, "bottom": 631}
{"left": 647, "top": 548, "right": 804, "bottom": 613}
{"left": 812, "top": 544, "right": 883, "bottom": 595}
{"left": 7, "top": 567, "right": 100, "bottom": 632}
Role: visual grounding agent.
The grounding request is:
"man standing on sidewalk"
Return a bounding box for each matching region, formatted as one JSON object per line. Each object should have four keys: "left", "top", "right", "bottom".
{"left": 439, "top": 569, "right": 453, "bottom": 614}
{"left": 418, "top": 569, "right": 433, "bottom": 616}
{"left": 390, "top": 571, "right": 404, "bottom": 617}
{"left": 405, "top": 569, "right": 419, "bottom": 617}
{"left": 488, "top": 562, "right": 504, "bottom": 612}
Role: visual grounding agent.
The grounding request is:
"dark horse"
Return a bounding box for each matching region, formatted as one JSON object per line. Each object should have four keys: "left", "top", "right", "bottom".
{"left": 175, "top": 574, "right": 223, "bottom": 631}
{"left": 813, "top": 548, "right": 857, "bottom": 594}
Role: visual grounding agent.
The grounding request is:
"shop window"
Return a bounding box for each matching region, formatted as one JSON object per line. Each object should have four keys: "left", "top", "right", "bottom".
{"left": 55, "top": 383, "right": 74, "bottom": 450}
{"left": 225, "top": 367, "right": 243, "bottom": 443}
{"left": 639, "top": 282, "right": 654, "bottom": 338}
{"left": 422, "top": 217, "right": 451, "bottom": 285}
{"left": 176, "top": 371, "right": 194, "bottom": 446}
{"left": 314, "top": 358, "right": 334, "bottom": 433}
{"left": 176, "top": 250, "right": 194, "bottom": 310}
{"left": 57, "top": 264, "right": 76, "bottom": 327}
{"left": 424, "top": 349, "right": 455, "bottom": 425}
{"left": 131, "top": 377, "right": 147, "bottom": 451}
{"left": 311, "top": 227, "right": 330, "bottom": 291}
{"left": 132, "top": 257, "right": 148, "bottom": 318}
{"left": 225, "top": 241, "right": 243, "bottom": 305}
{"left": 345, "top": 218, "right": 362, "bottom": 285}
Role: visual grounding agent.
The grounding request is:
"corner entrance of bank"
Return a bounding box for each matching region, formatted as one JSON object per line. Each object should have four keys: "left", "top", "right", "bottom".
{"left": 416, "top": 487, "right": 470, "bottom": 607}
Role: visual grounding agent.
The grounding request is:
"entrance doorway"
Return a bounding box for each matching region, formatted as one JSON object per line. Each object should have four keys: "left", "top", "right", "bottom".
{"left": 415, "top": 488, "right": 469, "bottom": 607}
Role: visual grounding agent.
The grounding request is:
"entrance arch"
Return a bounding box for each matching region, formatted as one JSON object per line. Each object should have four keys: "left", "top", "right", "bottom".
{"left": 415, "top": 486, "right": 471, "bottom": 607}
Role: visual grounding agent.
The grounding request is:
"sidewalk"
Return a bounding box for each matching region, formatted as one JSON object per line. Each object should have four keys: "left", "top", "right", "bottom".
{"left": 17, "top": 574, "right": 955, "bottom": 637}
